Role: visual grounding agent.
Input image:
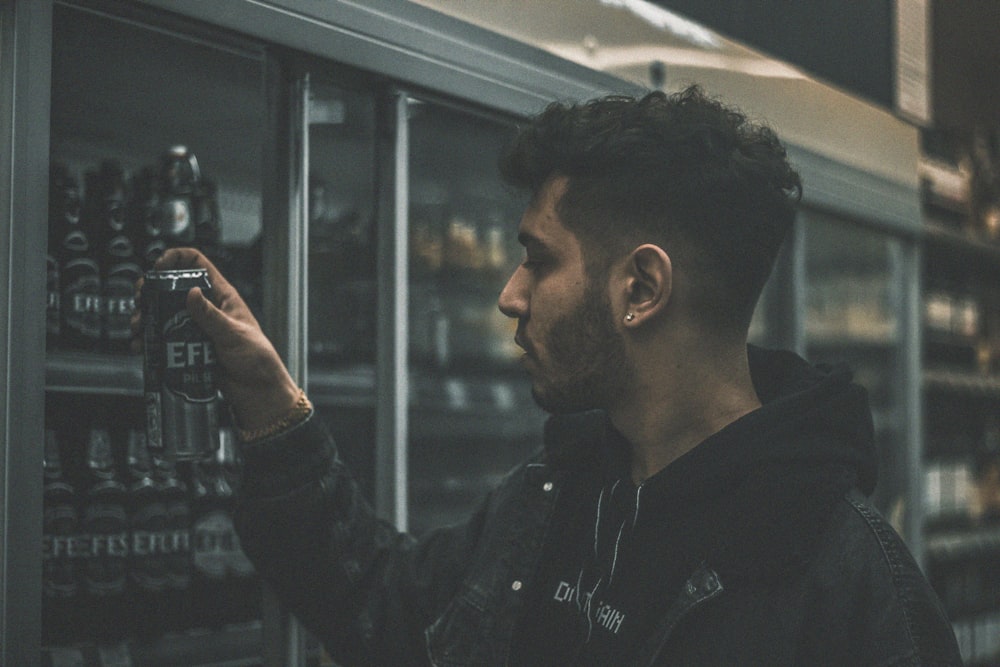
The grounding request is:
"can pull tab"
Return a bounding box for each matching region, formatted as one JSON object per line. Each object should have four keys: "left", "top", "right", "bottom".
{"left": 144, "top": 269, "right": 212, "bottom": 293}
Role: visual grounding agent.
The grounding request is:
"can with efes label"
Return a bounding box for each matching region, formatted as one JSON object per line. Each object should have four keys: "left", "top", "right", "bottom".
{"left": 142, "top": 269, "right": 220, "bottom": 461}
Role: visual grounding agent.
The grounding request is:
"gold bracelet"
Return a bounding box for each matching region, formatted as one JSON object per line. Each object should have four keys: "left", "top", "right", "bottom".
{"left": 237, "top": 388, "right": 313, "bottom": 443}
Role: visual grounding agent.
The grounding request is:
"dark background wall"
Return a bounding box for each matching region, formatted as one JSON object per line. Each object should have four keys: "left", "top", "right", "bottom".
{"left": 652, "top": 1, "right": 894, "bottom": 110}
{"left": 652, "top": 0, "right": 1000, "bottom": 131}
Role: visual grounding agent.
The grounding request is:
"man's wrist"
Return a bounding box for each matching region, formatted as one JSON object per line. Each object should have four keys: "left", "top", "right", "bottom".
{"left": 235, "top": 386, "right": 313, "bottom": 443}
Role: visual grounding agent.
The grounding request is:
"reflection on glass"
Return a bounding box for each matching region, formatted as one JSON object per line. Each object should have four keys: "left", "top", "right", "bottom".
{"left": 307, "top": 84, "right": 378, "bottom": 366}
{"left": 407, "top": 99, "right": 544, "bottom": 534}
{"left": 802, "top": 210, "right": 906, "bottom": 520}
{"left": 305, "top": 82, "right": 379, "bottom": 501}
{"left": 804, "top": 214, "right": 901, "bottom": 344}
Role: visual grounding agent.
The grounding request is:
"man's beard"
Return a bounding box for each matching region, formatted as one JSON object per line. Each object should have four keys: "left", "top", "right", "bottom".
{"left": 529, "top": 282, "right": 634, "bottom": 414}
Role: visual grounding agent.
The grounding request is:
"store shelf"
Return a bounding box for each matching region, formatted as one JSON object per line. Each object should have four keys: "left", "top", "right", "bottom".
{"left": 927, "top": 525, "right": 1000, "bottom": 563}
{"left": 924, "top": 369, "right": 1000, "bottom": 398}
{"left": 41, "top": 622, "right": 265, "bottom": 667}
{"left": 308, "top": 365, "right": 545, "bottom": 439}
{"left": 410, "top": 372, "right": 544, "bottom": 442}
{"left": 806, "top": 330, "right": 900, "bottom": 349}
{"left": 131, "top": 623, "right": 264, "bottom": 667}
{"left": 45, "top": 350, "right": 143, "bottom": 396}
{"left": 920, "top": 126, "right": 1000, "bottom": 648}
{"left": 307, "top": 363, "right": 376, "bottom": 408}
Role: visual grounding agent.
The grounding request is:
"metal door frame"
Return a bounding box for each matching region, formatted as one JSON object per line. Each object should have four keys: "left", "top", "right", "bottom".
{"left": 1, "top": 2, "right": 53, "bottom": 665}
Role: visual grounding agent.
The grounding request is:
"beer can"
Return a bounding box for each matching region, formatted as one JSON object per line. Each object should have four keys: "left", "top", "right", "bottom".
{"left": 142, "top": 269, "right": 220, "bottom": 461}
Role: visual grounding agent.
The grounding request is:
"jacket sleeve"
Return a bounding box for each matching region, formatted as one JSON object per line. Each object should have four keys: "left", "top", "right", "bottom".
{"left": 232, "top": 412, "right": 489, "bottom": 665}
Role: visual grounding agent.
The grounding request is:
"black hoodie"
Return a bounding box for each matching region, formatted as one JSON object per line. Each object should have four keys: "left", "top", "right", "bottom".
{"left": 510, "top": 346, "right": 879, "bottom": 666}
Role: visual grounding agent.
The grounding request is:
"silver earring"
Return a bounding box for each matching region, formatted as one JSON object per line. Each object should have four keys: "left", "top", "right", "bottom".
{"left": 625, "top": 312, "right": 635, "bottom": 322}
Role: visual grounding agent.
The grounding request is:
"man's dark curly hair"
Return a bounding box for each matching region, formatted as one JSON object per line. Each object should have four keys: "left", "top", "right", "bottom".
{"left": 499, "top": 85, "right": 802, "bottom": 333}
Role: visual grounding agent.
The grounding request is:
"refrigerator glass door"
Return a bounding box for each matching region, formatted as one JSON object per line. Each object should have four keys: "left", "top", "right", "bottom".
{"left": 45, "top": 4, "right": 268, "bottom": 663}
{"left": 305, "top": 79, "right": 380, "bottom": 504}
{"left": 801, "top": 209, "right": 908, "bottom": 522}
{"left": 405, "top": 97, "right": 544, "bottom": 535}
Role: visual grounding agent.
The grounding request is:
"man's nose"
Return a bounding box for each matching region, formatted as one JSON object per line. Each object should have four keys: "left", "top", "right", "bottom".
{"left": 498, "top": 266, "right": 526, "bottom": 319}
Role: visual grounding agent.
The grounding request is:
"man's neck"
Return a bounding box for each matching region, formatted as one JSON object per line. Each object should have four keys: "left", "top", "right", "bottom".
{"left": 609, "top": 345, "right": 760, "bottom": 485}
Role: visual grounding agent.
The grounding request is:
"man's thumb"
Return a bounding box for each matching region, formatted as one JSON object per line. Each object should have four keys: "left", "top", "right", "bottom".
{"left": 186, "top": 287, "right": 229, "bottom": 340}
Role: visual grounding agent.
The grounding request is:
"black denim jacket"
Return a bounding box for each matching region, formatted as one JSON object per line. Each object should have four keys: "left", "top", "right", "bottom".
{"left": 233, "top": 409, "right": 961, "bottom": 666}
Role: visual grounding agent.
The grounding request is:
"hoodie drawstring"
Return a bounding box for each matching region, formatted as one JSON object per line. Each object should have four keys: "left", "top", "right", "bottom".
{"left": 575, "top": 479, "right": 642, "bottom": 640}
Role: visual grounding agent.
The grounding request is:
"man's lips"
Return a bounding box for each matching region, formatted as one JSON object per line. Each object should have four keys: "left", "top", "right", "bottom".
{"left": 514, "top": 325, "right": 532, "bottom": 356}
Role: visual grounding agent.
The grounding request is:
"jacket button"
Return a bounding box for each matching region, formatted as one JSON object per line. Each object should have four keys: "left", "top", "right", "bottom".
{"left": 542, "top": 482, "right": 554, "bottom": 492}
{"left": 511, "top": 580, "right": 522, "bottom": 591}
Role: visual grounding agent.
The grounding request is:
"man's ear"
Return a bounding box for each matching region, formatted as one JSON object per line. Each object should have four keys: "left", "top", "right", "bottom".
{"left": 622, "top": 244, "right": 672, "bottom": 326}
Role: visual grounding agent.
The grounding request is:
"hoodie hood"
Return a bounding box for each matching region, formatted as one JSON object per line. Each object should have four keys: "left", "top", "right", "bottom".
{"left": 743, "top": 344, "right": 877, "bottom": 493}
{"left": 542, "top": 345, "right": 880, "bottom": 584}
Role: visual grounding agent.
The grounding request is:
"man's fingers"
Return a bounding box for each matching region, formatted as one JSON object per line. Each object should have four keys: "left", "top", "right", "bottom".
{"left": 154, "top": 247, "right": 235, "bottom": 308}
{"left": 186, "top": 286, "right": 232, "bottom": 342}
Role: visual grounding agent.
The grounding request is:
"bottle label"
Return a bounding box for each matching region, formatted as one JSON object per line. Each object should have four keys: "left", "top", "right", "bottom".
{"left": 163, "top": 500, "right": 192, "bottom": 590}
{"left": 42, "top": 504, "right": 79, "bottom": 598}
{"left": 62, "top": 258, "right": 102, "bottom": 340}
{"left": 192, "top": 509, "right": 234, "bottom": 580}
{"left": 81, "top": 499, "right": 129, "bottom": 597}
{"left": 163, "top": 198, "right": 194, "bottom": 241}
{"left": 229, "top": 531, "right": 256, "bottom": 577}
{"left": 129, "top": 500, "right": 170, "bottom": 592}
{"left": 104, "top": 260, "right": 141, "bottom": 342}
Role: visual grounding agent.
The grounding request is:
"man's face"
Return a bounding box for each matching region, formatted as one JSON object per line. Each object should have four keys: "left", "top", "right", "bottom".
{"left": 498, "top": 177, "right": 633, "bottom": 414}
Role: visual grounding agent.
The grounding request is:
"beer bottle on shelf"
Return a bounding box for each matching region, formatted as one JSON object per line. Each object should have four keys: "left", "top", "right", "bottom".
{"left": 125, "top": 428, "right": 169, "bottom": 639}
{"left": 218, "top": 426, "right": 260, "bottom": 623}
{"left": 51, "top": 163, "right": 101, "bottom": 350}
{"left": 80, "top": 425, "right": 129, "bottom": 640}
{"left": 188, "top": 457, "right": 228, "bottom": 628}
{"left": 82, "top": 159, "right": 128, "bottom": 240}
{"left": 131, "top": 166, "right": 167, "bottom": 269}
{"left": 42, "top": 428, "right": 80, "bottom": 646}
{"left": 152, "top": 454, "right": 191, "bottom": 633}
{"left": 47, "top": 163, "right": 78, "bottom": 348}
{"left": 91, "top": 159, "right": 141, "bottom": 354}
{"left": 157, "top": 145, "right": 199, "bottom": 248}
{"left": 193, "top": 176, "right": 224, "bottom": 263}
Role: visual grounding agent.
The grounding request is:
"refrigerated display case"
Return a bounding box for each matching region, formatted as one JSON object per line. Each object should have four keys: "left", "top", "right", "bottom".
{"left": 1, "top": 0, "right": 939, "bottom": 664}
{"left": 304, "top": 77, "right": 381, "bottom": 510}
{"left": 919, "top": 129, "right": 1000, "bottom": 666}
{"left": 42, "top": 3, "right": 272, "bottom": 664}
{"left": 2, "top": 1, "right": 629, "bottom": 664}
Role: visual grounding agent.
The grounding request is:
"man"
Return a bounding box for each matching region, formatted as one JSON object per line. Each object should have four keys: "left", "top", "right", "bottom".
{"left": 155, "top": 86, "right": 961, "bottom": 665}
